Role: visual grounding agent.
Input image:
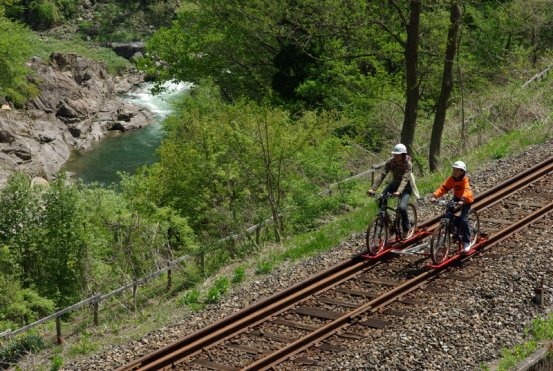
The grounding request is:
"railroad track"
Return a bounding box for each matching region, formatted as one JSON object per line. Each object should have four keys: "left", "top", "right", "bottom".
{"left": 118, "top": 156, "right": 552, "bottom": 371}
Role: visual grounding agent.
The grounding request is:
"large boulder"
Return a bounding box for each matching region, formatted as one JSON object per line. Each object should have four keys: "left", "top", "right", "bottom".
{"left": 110, "top": 42, "right": 146, "bottom": 60}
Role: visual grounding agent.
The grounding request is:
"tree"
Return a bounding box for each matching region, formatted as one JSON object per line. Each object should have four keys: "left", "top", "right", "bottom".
{"left": 143, "top": 83, "right": 350, "bottom": 243}
{"left": 38, "top": 177, "right": 87, "bottom": 306}
{"left": 504, "top": 0, "right": 553, "bottom": 67}
{"left": 0, "top": 15, "right": 36, "bottom": 105}
{"left": 0, "top": 173, "right": 42, "bottom": 287}
{"left": 429, "top": 2, "right": 462, "bottom": 172}
{"left": 399, "top": 0, "right": 421, "bottom": 154}
{"left": 141, "top": 1, "right": 395, "bottom": 107}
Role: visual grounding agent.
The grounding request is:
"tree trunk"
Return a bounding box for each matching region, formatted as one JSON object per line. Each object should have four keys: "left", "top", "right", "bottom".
{"left": 429, "top": 2, "right": 462, "bottom": 172}
{"left": 400, "top": 0, "right": 421, "bottom": 154}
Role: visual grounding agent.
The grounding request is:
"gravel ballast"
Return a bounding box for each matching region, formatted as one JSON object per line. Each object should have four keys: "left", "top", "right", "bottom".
{"left": 16, "top": 140, "right": 553, "bottom": 371}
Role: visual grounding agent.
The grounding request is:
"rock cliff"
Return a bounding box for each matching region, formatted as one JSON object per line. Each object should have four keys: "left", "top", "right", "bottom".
{"left": 0, "top": 52, "right": 153, "bottom": 187}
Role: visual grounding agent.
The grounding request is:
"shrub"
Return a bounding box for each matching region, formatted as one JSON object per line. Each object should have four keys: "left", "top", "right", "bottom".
{"left": 0, "top": 333, "right": 45, "bottom": 368}
{"left": 255, "top": 261, "right": 273, "bottom": 274}
{"left": 177, "top": 289, "right": 203, "bottom": 311}
{"left": 28, "top": 0, "right": 62, "bottom": 29}
{"left": 231, "top": 266, "right": 246, "bottom": 284}
{"left": 491, "top": 143, "right": 509, "bottom": 159}
{"left": 50, "top": 354, "right": 63, "bottom": 371}
{"left": 68, "top": 331, "right": 97, "bottom": 356}
{"left": 205, "top": 277, "right": 229, "bottom": 304}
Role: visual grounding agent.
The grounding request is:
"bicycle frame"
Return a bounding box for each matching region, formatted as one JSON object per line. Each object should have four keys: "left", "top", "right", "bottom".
{"left": 429, "top": 196, "right": 480, "bottom": 266}
{"left": 438, "top": 200, "right": 463, "bottom": 243}
{"left": 366, "top": 192, "right": 418, "bottom": 256}
{"left": 375, "top": 193, "right": 402, "bottom": 235}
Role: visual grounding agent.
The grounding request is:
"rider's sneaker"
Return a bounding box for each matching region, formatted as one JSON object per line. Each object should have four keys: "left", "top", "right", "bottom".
{"left": 462, "top": 242, "right": 471, "bottom": 253}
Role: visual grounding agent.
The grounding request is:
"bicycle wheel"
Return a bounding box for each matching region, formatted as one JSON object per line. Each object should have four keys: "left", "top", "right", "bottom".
{"left": 404, "top": 203, "right": 418, "bottom": 238}
{"left": 468, "top": 209, "right": 480, "bottom": 246}
{"left": 366, "top": 216, "right": 388, "bottom": 255}
{"left": 430, "top": 223, "right": 451, "bottom": 265}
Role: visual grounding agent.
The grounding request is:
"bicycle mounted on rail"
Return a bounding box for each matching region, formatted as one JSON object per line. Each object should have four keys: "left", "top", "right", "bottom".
{"left": 366, "top": 192, "right": 418, "bottom": 256}
{"left": 429, "top": 196, "right": 480, "bottom": 265}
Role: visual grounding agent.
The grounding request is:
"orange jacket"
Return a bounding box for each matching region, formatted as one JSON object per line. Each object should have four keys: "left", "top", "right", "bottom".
{"left": 433, "top": 175, "right": 474, "bottom": 204}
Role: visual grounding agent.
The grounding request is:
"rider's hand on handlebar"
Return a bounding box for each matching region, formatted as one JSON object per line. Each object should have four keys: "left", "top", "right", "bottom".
{"left": 392, "top": 191, "right": 400, "bottom": 197}
{"left": 367, "top": 189, "right": 376, "bottom": 196}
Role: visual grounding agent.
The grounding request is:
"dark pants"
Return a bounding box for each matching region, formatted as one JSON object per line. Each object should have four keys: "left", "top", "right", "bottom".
{"left": 381, "top": 183, "right": 412, "bottom": 232}
{"left": 450, "top": 197, "right": 471, "bottom": 243}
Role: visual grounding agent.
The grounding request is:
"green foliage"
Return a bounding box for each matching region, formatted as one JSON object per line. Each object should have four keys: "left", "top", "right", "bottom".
{"left": 177, "top": 289, "right": 202, "bottom": 311}
{"left": 0, "top": 287, "right": 56, "bottom": 327}
{"left": 28, "top": 36, "right": 131, "bottom": 75}
{"left": 491, "top": 143, "right": 509, "bottom": 159}
{"left": 74, "top": 181, "right": 197, "bottom": 295}
{"left": 28, "top": 0, "right": 62, "bottom": 29}
{"left": 144, "top": 84, "right": 355, "bottom": 244}
{"left": 529, "top": 313, "right": 553, "bottom": 341}
{"left": 67, "top": 331, "right": 97, "bottom": 356}
{"left": 2, "top": 0, "right": 77, "bottom": 29}
{"left": 497, "top": 341, "right": 538, "bottom": 370}
{"left": 255, "top": 261, "right": 273, "bottom": 275}
{"left": 39, "top": 177, "right": 87, "bottom": 306}
{"left": 205, "top": 277, "right": 229, "bottom": 304}
{"left": 76, "top": 0, "right": 177, "bottom": 42}
{"left": 0, "top": 333, "right": 45, "bottom": 368}
{"left": 231, "top": 266, "right": 246, "bottom": 284}
{"left": 50, "top": 353, "right": 63, "bottom": 371}
{"left": 0, "top": 16, "right": 37, "bottom": 105}
{"left": 0, "top": 172, "right": 197, "bottom": 329}
{"left": 140, "top": 0, "right": 400, "bottom": 110}
{"left": 0, "top": 173, "right": 43, "bottom": 284}
{"left": 0, "top": 173, "right": 87, "bottom": 307}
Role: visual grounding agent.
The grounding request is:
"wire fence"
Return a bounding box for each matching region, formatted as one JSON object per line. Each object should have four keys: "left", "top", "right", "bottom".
{"left": 0, "top": 162, "right": 386, "bottom": 346}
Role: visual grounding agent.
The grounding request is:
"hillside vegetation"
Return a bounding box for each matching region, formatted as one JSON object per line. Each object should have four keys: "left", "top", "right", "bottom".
{"left": 0, "top": 0, "right": 552, "bottom": 368}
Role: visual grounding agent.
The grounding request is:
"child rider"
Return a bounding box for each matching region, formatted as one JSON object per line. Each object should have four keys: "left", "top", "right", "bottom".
{"left": 429, "top": 161, "right": 474, "bottom": 252}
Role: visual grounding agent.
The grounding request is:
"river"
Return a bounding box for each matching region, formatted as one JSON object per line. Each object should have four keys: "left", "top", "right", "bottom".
{"left": 64, "top": 81, "right": 191, "bottom": 186}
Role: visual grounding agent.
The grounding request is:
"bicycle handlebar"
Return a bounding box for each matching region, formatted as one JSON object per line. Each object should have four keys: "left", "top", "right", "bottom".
{"left": 434, "top": 198, "right": 460, "bottom": 208}
{"left": 370, "top": 192, "right": 394, "bottom": 200}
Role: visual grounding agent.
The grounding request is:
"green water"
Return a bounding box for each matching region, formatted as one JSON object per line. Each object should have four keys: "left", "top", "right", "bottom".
{"left": 64, "top": 124, "right": 164, "bottom": 186}
{"left": 64, "top": 82, "right": 190, "bottom": 186}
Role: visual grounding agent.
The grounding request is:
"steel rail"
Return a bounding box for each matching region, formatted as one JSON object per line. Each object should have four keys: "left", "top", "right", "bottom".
{"left": 118, "top": 156, "right": 552, "bottom": 370}
{"left": 245, "top": 200, "right": 553, "bottom": 371}
{"left": 116, "top": 257, "right": 379, "bottom": 370}
{"left": 418, "top": 155, "right": 552, "bottom": 230}
{"left": 244, "top": 269, "right": 438, "bottom": 370}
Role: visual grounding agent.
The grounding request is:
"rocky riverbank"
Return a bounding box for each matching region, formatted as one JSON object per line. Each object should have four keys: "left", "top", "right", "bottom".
{"left": 0, "top": 52, "right": 153, "bottom": 187}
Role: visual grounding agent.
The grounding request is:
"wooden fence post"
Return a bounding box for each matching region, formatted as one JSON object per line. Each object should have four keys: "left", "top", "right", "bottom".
{"left": 55, "top": 316, "right": 62, "bottom": 345}
{"left": 93, "top": 301, "right": 99, "bottom": 326}
{"left": 371, "top": 171, "right": 374, "bottom": 187}
{"left": 132, "top": 283, "right": 138, "bottom": 312}
{"left": 167, "top": 264, "right": 172, "bottom": 290}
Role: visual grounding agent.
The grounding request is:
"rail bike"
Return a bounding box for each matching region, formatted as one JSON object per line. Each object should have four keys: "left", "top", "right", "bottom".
{"left": 425, "top": 197, "right": 482, "bottom": 267}
{"left": 363, "top": 192, "right": 419, "bottom": 259}
{"left": 363, "top": 194, "right": 486, "bottom": 268}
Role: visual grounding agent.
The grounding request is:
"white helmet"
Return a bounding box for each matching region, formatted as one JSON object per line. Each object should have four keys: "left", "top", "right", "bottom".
{"left": 391, "top": 143, "right": 407, "bottom": 154}
{"left": 452, "top": 160, "right": 466, "bottom": 172}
